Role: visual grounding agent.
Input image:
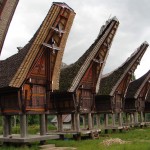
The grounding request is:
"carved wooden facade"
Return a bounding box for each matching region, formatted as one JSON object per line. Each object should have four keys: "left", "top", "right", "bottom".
{"left": 95, "top": 42, "right": 149, "bottom": 114}
{"left": 0, "top": 2, "right": 75, "bottom": 115}
{"left": 124, "top": 70, "right": 150, "bottom": 113}
{"left": 0, "top": 0, "right": 19, "bottom": 55}
{"left": 50, "top": 17, "right": 119, "bottom": 115}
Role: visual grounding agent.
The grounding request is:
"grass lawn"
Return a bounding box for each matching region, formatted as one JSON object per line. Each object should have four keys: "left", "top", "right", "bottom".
{"left": 1, "top": 127, "right": 150, "bottom": 150}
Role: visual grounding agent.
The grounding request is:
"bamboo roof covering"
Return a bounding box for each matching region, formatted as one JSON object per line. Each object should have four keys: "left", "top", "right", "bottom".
{"left": 126, "top": 70, "right": 150, "bottom": 99}
{"left": 98, "top": 42, "right": 149, "bottom": 96}
{"left": 0, "top": 2, "right": 75, "bottom": 89}
{"left": 59, "top": 17, "right": 119, "bottom": 92}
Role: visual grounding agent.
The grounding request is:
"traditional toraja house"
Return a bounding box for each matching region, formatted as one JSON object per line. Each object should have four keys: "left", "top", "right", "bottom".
{"left": 49, "top": 17, "right": 119, "bottom": 138}
{"left": 95, "top": 42, "right": 149, "bottom": 129}
{"left": 0, "top": 0, "right": 19, "bottom": 55}
{"left": 0, "top": 2, "right": 75, "bottom": 143}
{"left": 124, "top": 70, "right": 150, "bottom": 125}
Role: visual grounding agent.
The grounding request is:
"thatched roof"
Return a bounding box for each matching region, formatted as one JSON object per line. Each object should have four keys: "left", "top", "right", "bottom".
{"left": 0, "top": 2, "right": 75, "bottom": 89}
{"left": 59, "top": 17, "right": 119, "bottom": 92}
{"left": 98, "top": 42, "right": 149, "bottom": 96}
{"left": 126, "top": 70, "right": 150, "bottom": 99}
{"left": 0, "top": 39, "right": 33, "bottom": 88}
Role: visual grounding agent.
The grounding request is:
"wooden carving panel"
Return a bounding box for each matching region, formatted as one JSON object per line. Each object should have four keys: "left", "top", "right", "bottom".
{"left": 31, "top": 52, "right": 46, "bottom": 77}
{"left": 23, "top": 84, "right": 46, "bottom": 111}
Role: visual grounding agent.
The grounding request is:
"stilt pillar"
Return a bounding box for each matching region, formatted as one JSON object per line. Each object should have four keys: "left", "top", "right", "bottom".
{"left": 20, "top": 114, "right": 27, "bottom": 138}
{"left": 96, "top": 114, "right": 100, "bottom": 128}
{"left": 82, "top": 115, "right": 86, "bottom": 129}
{"left": 75, "top": 113, "right": 80, "bottom": 132}
{"left": 140, "top": 111, "right": 144, "bottom": 123}
{"left": 40, "top": 114, "right": 46, "bottom": 136}
{"left": 3, "top": 115, "right": 11, "bottom": 137}
{"left": 71, "top": 113, "right": 75, "bottom": 130}
{"left": 112, "top": 113, "right": 115, "bottom": 126}
{"left": 130, "top": 113, "right": 134, "bottom": 126}
{"left": 88, "top": 113, "right": 92, "bottom": 129}
{"left": 57, "top": 114, "right": 63, "bottom": 132}
{"left": 104, "top": 114, "right": 108, "bottom": 127}
{"left": 134, "top": 112, "right": 138, "bottom": 124}
{"left": 119, "top": 113, "right": 123, "bottom": 126}
{"left": 92, "top": 114, "right": 95, "bottom": 128}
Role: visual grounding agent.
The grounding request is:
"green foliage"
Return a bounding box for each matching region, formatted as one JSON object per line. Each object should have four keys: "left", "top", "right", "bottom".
{"left": 28, "top": 115, "right": 39, "bottom": 125}
{"left": 1, "top": 127, "right": 150, "bottom": 149}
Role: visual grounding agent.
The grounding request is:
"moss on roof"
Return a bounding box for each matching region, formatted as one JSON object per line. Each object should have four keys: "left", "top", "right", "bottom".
{"left": 0, "top": 27, "right": 39, "bottom": 88}
{"left": 126, "top": 70, "right": 150, "bottom": 98}
{"left": 98, "top": 44, "right": 146, "bottom": 95}
{"left": 59, "top": 18, "right": 116, "bottom": 91}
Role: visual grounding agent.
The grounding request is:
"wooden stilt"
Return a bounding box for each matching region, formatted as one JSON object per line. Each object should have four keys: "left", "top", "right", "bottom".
{"left": 71, "top": 113, "right": 75, "bottom": 130}
{"left": 104, "top": 114, "right": 108, "bottom": 127}
{"left": 134, "top": 112, "right": 138, "bottom": 124}
{"left": 88, "top": 113, "right": 92, "bottom": 130}
{"left": 140, "top": 111, "right": 144, "bottom": 123}
{"left": 75, "top": 113, "right": 80, "bottom": 132}
{"left": 45, "top": 114, "right": 48, "bottom": 133}
{"left": 20, "top": 114, "right": 27, "bottom": 138}
{"left": 57, "top": 114, "right": 63, "bottom": 132}
{"left": 112, "top": 113, "right": 115, "bottom": 126}
{"left": 130, "top": 113, "right": 134, "bottom": 126}
{"left": 82, "top": 115, "right": 86, "bottom": 129}
{"left": 40, "top": 114, "right": 46, "bottom": 136}
{"left": 96, "top": 114, "right": 100, "bottom": 128}
{"left": 119, "top": 112, "right": 123, "bottom": 126}
{"left": 92, "top": 114, "right": 95, "bottom": 128}
{"left": 3, "top": 116, "right": 11, "bottom": 137}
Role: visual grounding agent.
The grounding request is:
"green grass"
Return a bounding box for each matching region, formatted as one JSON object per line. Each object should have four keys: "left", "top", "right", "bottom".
{"left": 1, "top": 127, "right": 150, "bottom": 150}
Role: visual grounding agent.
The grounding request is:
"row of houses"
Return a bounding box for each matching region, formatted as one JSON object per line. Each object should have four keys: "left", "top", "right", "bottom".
{"left": 0, "top": 1, "right": 149, "bottom": 143}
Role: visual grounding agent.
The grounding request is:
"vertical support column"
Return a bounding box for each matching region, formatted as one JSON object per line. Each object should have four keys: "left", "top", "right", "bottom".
{"left": 130, "top": 113, "right": 134, "bottom": 126}
{"left": 96, "top": 114, "right": 100, "bottom": 128}
{"left": 57, "top": 114, "right": 63, "bottom": 132}
{"left": 126, "top": 113, "right": 129, "bottom": 125}
{"left": 119, "top": 112, "right": 123, "bottom": 126}
{"left": 3, "top": 115, "right": 11, "bottom": 137}
{"left": 92, "top": 114, "right": 95, "bottom": 128}
{"left": 71, "top": 113, "right": 75, "bottom": 130}
{"left": 88, "top": 113, "right": 92, "bottom": 130}
{"left": 45, "top": 114, "right": 48, "bottom": 133}
{"left": 112, "top": 113, "right": 115, "bottom": 126}
{"left": 82, "top": 115, "right": 86, "bottom": 129}
{"left": 140, "top": 111, "right": 144, "bottom": 123}
{"left": 20, "top": 114, "right": 27, "bottom": 138}
{"left": 75, "top": 113, "right": 80, "bottom": 132}
{"left": 40, "top": 114, "right": 46, "bottom": 136}
{"left": 104, "top": 114, "right": 108, "bottom": 127}
{"left": 134, "top": 112, "right": 138, "bottom": 124}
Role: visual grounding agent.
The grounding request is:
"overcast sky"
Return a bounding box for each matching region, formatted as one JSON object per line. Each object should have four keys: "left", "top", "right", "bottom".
{"left": 1, "top": 0, "right": 150, "bottom": 79}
